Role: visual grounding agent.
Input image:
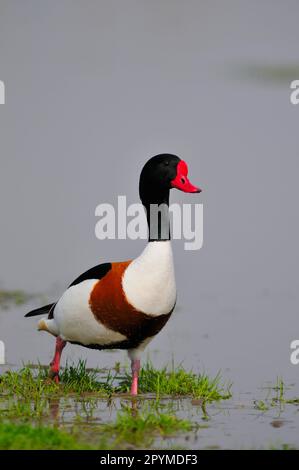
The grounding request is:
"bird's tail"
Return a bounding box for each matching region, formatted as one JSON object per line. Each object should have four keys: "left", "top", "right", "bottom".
{"left": 25, "top": 302, "right": 55, "bottom": 318}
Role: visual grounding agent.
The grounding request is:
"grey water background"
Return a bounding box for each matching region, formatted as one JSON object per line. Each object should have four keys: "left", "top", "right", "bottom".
{"left": 1, "top": 1, "right": 299, "bottom": 448}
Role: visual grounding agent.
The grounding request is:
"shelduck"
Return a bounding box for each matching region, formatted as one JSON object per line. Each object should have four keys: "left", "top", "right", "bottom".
{"left": 25, "top": 154, "right": 201, "bottom": 395}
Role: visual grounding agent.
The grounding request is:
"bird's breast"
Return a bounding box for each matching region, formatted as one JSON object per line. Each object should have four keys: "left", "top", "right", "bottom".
{"left": 121, "top": 241, "right": 177, "bottom": 317}
{"left": 89, "top": 259, "right": 174, "bottom": 342}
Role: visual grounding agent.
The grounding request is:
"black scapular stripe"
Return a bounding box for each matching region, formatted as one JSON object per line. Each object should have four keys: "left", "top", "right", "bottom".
{"left": 25, "top": 302, "right": 56, "bottom": 318}
{"left": 68, "top": 262, "right": 112, "bottom": 287}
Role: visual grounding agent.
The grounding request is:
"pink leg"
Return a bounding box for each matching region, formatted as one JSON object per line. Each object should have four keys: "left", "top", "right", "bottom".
{"left": 130, "top": 359, "right": 140, "bottom": 396}
{"left": 49, "top": 336, "right": 66, "bottom": 383}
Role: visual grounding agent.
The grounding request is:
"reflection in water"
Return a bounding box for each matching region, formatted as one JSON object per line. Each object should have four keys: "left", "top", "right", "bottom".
{"left": 0, "top": 361, "right": 299, "bottom": 449}
{"left": 49, "top": 398, "right": 60, "bottom": 422}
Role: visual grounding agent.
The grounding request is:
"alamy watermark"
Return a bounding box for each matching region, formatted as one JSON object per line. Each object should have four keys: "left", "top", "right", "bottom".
{"left": 290, "top": 340, "right": 299, "bottom": 365}
{"left": 0, "top": 80, "right": 5, "bottom": 104}
{"left": 95, "top": 196, "right": 203, "bottom": 250}
{"left": 290, "top": 80, "right": 299, "bottom": 105}
{"left": 0, "top": 341, "right": 5, "bottom": 365}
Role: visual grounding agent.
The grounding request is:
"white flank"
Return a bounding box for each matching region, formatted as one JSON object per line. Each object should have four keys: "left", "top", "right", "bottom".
{"left": 122, "top": 241, "right": 176, "bottom": 316}
{"left": 49, "top": 279, "right": 127, "bottom": 345}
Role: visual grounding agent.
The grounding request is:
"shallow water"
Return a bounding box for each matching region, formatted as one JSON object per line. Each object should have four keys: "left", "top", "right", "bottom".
{"left": 1, "top": 303, "right": 299, "bottom": 449}
{"left": 1, "top": 361, "right": 299, "bottom": 449}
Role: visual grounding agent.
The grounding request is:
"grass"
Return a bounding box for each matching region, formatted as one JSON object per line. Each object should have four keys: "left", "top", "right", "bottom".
{"left": 268, "top": 443, "right": 298, "bottom": 450}
{"left": 118, "top": 362, "right": 232, "bottom": 402}
{"left": 0, "top": 360, "right": 231, "bottom": 448}
{"left": 0, "top": 402, "right": 193, "bottom": 450}
{"left": 0, "top": 362, "right": 114, "bottom": 398}
{"left": 0, "top": 360, "right": 231, "bottom": 402}
{"left": 59, "top": 361, "right": 116, "bottom": 394}
{"left": 0, "top": 289, "right": 37, "bottom": 309}
{"left": 254, "top": 377, "right": 299, "bottom": 412}
{"left": 0, "top": 362, "right": 114, "bottom": 421}
{"left": 0, "top": 361, "right": 231, "bottom": 425}
{"left": 236, "top": 64, "right": 299, "bottom": 84}
{"left": 254, "top": 400, "right": 269, "bottom": 411}
{"left": 0, "top": 422, "right": 101, "bottom": 450}
{"left": 104, "top": 403, "right": 193, "bottom": 448}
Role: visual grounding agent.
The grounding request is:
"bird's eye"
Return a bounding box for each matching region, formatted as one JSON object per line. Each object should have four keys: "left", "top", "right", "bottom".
{"left": 181, "top": 177, "right": 185, "bottom": 184}
{"left": 164, "top": 161, "right": 169, "bottom": 166}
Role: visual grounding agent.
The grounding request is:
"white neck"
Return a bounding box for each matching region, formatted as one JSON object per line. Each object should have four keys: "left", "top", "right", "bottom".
{"left": 122, "top": 241, "right": 176, "bottom": 316}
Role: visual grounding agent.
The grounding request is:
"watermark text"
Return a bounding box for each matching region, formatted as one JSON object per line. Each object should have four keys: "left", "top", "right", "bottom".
{"left": 290, "top": 80, "right": 299, "bottom": 105}
{"left": 0, "top": 80, "right": 5, "bottom": 104}
{"left": 290, "top": 340, "right": 299, "bottom": 365}
{"left": 95, "top": 196, "right": 203, "bottom": 251}
{"left": 0, "top": 341, "right": 5, "bottom": 365}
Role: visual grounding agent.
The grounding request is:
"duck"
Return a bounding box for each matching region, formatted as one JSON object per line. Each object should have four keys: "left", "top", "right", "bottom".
{"left": 25, "top": 154, "right": 201, "bottom": 395}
